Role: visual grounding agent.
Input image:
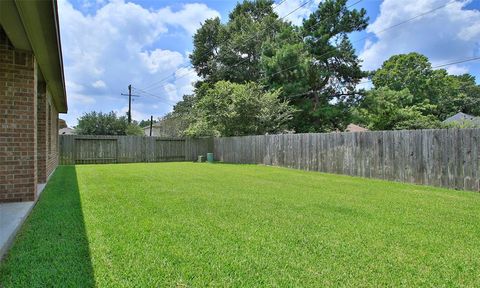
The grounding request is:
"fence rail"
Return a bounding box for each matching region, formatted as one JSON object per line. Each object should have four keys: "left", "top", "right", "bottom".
{"left": 214, "top": 129, "right": 480, "bottom": 192}
{"left": 59, "top": 135, "right": 213, "bottom": 165}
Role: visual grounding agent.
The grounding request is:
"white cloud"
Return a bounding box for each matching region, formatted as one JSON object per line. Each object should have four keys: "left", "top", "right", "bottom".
{"left": 65, "top": 80, "right": 96, "bottom": 105}
{"left": 274, "top": 0, "right": 321, "bottom": 26}
{"left": 360, "top": 0, "right": 480, "bottom": 72}
{"left": 156, "top": 3, "right": 221, "bottom": 34}
{"left": 172, "top": 67, "right": 199, "bottom": 99}
{"left": 58, "top": 0, "right": 220, "bottom": 127}
{"left": 356, "top": 78, "right": 373, "bottom": 90}
{"left": 147, "top": 67, "right": 199, "bottom": 105}
{"left": 92, "top": 80, "right": 106, "bottom": 88}
{"left": 139, "top": 49, "right": 184, "bottom": 74}
{"left": 69, "top": 93, "right": 96, "bottom": 105}
{"left": 444, "top": 64, "right": 469, "bottom": 75}
{"left": 117, "top": 105, "right": 149, "bottom": 122}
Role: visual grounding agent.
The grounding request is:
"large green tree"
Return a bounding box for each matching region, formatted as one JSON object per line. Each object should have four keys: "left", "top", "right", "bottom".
{"left": 186, "top": 81, "right": 295, "bottom": 137}
{"left": 372, "top": 52, "right": 480, "bottom": 119}
{"left": 190, "top": 0, "right": 286, "bottom": 84}
{"left": 354, "top": 88, "right": 440, "bottom": 130}
{"left": 262, "top": 0, "right": 369, "bottom": 132}
{"left": 436, "top": 73, "right": 480, "bottom": 119}
{"left": 356, "top": 52, "right": 480, "bottom": 130}
{"left": 372, "top": 53, "right": 434, "bottom": 104}
{"left": 186, "top": 0, "right": 369, "bottom": 133}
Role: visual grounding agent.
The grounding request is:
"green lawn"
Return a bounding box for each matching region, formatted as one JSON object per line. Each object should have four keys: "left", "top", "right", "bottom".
{"left": 1, "top": 163, "right": 480, "bottom": 287}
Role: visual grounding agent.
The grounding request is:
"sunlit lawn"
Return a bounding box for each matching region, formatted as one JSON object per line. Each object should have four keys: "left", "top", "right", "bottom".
{"left": 1, "top": 162, "right": 480, "bottom": 287}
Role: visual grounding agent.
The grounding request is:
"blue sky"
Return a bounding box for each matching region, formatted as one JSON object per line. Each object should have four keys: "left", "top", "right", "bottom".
{"left": 58, "top": 0, "right": 480, "bottom": 126}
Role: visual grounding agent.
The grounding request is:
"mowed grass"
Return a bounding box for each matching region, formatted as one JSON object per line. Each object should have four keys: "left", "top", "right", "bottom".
{"left": 1, "top": 163, "right": 480, "bottom": 287}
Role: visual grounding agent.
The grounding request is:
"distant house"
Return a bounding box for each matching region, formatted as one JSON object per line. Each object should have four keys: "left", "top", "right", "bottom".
{"left": 143, "top": 116, "right": 186, "bottom": 137}
{"left": 59, "top": 127, "right": 75, "bottom": 135}
{"left": 443, "top": 112, "right": 478, "bottom": 123}
{"left": 443, "top": 112, "right": 480, "bottom": 127}
{"left": 345, "top": 123, "right": 368, "bottom": 132}
{"left": 58, "top": 118, "right": 68, "bottom": 129}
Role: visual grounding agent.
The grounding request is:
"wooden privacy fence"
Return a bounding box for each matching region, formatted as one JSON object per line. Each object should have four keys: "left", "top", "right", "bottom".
{"left": 60, "top": 130, "right": 479, "bottom": 191}
{"left": 214, "top": 129, "right": 480, "bottom": 192}
{"left": 59, "top": 135, "right": 213, "bottom": 165}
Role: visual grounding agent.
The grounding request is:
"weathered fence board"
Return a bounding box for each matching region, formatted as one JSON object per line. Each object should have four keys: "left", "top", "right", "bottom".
{"left": 214, "top": 129, "right": 480, "bottom": 192}
{"left": 60, "top": 135, "right": 213, "bottom": 165}
{"left": 75, "top": 138, "right": 117, "bottom": 164}
{"left": 156, "top": 139, "right": 185, "bottom": 162}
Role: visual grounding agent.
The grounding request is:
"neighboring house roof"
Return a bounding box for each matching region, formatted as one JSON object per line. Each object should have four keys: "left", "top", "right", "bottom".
{"left": 58, "top": 118, "right": 68, "bottom": 129}
{"left": 143, "top": 122, "right": 161, "bottom": 129}
{"left": 59, "top": 127, "right": 74, "bottom": 135}
{"left": 143, "top": 117, "right": 186, "bottom": 137}
{"left": 443, "top": 112, "right": 477, "bottom": 123}
{"left": 345, "top": 123, "right": 368, "bottom": 132}
{"left": 0, "top": 0, "right": 67, "bottom": 113}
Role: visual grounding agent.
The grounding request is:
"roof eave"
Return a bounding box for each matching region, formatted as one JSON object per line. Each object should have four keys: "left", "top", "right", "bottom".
{"left": 14, "top": 0, "right": 68, "bottom": 113}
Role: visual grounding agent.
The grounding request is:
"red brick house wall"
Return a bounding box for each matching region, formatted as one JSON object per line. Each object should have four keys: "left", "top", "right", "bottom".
{"left": 37, "top": 82, "right": 47, "bottom": 184}
{"left": 0, "top": 30, "right": 37, "bottom": 202}
{"left": 0, "top": 28, "right": 60, "bottom": 202}
{"left": 46, "top": 92, "right": 59, "bottom": 178}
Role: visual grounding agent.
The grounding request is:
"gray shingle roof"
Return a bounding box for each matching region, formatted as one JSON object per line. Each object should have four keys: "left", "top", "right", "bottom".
{"left": 443, "top": 112, "right": 477, "bottom": 123}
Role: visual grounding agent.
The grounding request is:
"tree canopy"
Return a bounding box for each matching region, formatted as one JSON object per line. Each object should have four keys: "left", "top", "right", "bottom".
{"left": 354, "top": 52, "right": 480, "bottom": 130}
{"left": 185, "top": 81, "right": 295, "bottom": 137}
{"left": 178, "top": 0, "right": 369, "bottom": 135}
{"left": 262, "top": 0, "right": 368, "bottom": 132}
{"left": 76, "top": 111, "right": 143, "bottom": 136}
{"left": 162, "top": 1, "right": 479, "bottom": 135}
{"left": 190, "top": 0, "right": 287, "bottom": 84}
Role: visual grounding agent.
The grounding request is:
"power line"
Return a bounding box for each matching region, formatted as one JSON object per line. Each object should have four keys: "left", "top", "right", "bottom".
{"left": 433, "top": 56, "right": 480, "bottom": 69}
{"left": 284, "top": 55, "right": 480, "bottom": 98}
{"left": 138, "top": 0, "right": 463, "bottom": 108}
{"left": 139, "top": 0, "right": 294, "bottom": 89}
{"left": 373, "top": 0, "right": 455, "bottom": 36}
{"left": 131, "top": 87, "right": 175, "bottom": 106}
{"left": 262, "top": 0, "right": 458, "bottom": 81}
{"left": 223, "top": 0, "right": 364, "bottom": 72}
{"left": 358, "top": 55, "right": 480, "bottom": 86}
{"left": 123, "top": 55, "right": 480, "bottom": 119}
{"left": 139, "top": 0, "right": 313, "bottom": 89}
{"left": 138, "top": 0, "right": 316, "bottom": 89}
{"left": 138, "top": 0, "right": 366, "bottom": 96}
{"left": 196, "top": 0, "right": 322, "bottom": 74}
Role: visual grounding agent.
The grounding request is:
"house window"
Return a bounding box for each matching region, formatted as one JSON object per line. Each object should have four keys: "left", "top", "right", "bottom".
{"left": 14, "top": 51, "right": 27, "bottom": 66}
{"left": 48, "top": 103, "right": 52, "bottom": 154}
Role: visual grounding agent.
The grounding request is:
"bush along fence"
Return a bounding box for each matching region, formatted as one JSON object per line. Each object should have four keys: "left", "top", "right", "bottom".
{"left": 59, "top": 135, "right": 213, "bottom": 164}
{"left": 214, "top": 129, "right": 479, "bottom": 192}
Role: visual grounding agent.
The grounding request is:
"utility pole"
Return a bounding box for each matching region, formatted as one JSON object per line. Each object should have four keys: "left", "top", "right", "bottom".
{"left": 149, "top": 115, "right": 153, "bottom": 137}
{"left": 128, "top": 84, "right": 132, "bottom": 124}
{"left": 121, "top": 84, "right": 140, "bottom": 124}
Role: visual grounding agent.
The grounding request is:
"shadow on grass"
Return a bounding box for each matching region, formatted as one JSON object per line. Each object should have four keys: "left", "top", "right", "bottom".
{"left": 0, "top": 166, "right": 95, "bottom": 287}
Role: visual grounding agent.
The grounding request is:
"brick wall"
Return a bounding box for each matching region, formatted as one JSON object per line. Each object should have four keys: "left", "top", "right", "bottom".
{"left": 36, "top": 78, "right": 59, "bottom": 184}
{"left": 37, "top": 81, "right": 47, "bottom": 183}
{"left": 0, "top": 28, "right": 37, "bottom": 202}
{"left": 46, "top": 91, "right": 59, "bottom": 178}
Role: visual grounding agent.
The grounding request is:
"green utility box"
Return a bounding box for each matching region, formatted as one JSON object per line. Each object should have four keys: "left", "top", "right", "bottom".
{"left": 207, "top": 153, "right": 214, "bottom": 163}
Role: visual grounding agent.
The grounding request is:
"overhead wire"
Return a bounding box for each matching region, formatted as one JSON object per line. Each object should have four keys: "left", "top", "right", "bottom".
{"left": 138, "top": 0, "right": 295, "bottom": 92}
{"left": 136, "top": 0, "right": 469, "bottom": 109}
{"left": 284, "top": 55, "right": 480, "bottom": 98}
{"left": 137, "top": 0, "right": 365, "bottom": 97}
{"left": 262, "top": 0, "right": 458, "bottom": 82}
